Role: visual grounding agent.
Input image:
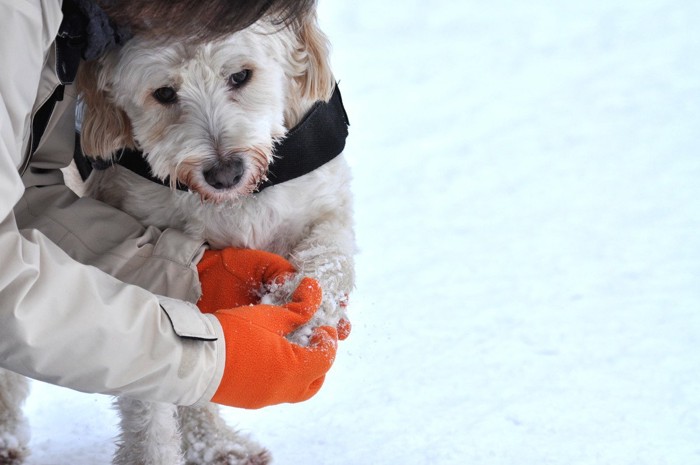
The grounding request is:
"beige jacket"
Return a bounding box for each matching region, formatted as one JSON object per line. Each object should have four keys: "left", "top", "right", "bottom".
{"left": 0, "top": 0, "right": 224, "bottom": 406}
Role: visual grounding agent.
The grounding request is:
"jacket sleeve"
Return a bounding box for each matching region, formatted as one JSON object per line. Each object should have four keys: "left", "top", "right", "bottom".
{"left": 0, "top": 0, "right": 225, "bottom": 406}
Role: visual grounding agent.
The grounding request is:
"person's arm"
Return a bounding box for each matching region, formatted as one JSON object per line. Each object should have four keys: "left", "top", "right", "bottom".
{"left": 0, "top": 0, "right": 223, "bottom": 406}
{"left": 1, "top": 0, "right": 337, "bottom": 408}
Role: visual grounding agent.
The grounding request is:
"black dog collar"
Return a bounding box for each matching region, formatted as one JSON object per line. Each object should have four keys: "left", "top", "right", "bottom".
{"left": 76, "top": 85, "right": 350, "bottom": 193}
{"left": 258, "top": 84, "right": 350, "bottom": 190}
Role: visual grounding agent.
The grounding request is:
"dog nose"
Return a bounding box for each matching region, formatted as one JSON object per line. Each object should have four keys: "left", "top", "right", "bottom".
{"left": 203, "top": 157, "right": 245, "bottom": 190}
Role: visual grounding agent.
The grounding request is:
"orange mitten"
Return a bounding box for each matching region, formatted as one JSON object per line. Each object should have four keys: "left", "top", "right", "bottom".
{"left": 210, "top": 277, "right": 338, "bottom": 409}
{"left": 197, "top": 248, "right": 296, "bottom": 313}
{"left": 337, "top": 294, "right": 351, "bottom": 340}
{"left": 337, "top": 317, "right": 352, "bottom": 341}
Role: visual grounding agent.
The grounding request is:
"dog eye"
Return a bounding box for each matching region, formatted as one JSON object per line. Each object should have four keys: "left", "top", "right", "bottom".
{"left": 153, "top": 86, "right": 178, "bottom": 104}
{"left": 228, "top": 70, "right": 251, "bottom": 88}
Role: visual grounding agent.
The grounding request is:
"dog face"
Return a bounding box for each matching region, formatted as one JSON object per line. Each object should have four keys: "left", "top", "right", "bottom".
{"left": 79, "top": 16, "right": 333, "bottom": 203}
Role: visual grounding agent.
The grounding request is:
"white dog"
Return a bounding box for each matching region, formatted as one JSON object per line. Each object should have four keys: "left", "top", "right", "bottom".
{"left": 73, "top": 10, "right": 355, "bottom": 465}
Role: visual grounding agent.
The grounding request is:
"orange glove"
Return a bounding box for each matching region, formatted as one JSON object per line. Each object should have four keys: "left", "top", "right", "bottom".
{"left": 337, "top": 317, "right": 352, "bottom": 341}
{"left": 197, "top": 248, "right": 296, "bottom": 312}
{"left": 210, "top": 277, "right": 338, "bottom": 409}
{"left": 337, "top": 295, "right": 352, "bottom": 341}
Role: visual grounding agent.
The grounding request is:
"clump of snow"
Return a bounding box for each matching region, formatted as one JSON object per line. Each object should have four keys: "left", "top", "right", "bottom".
{"left": 259, "top": 276, "right": 318, "bottom": 346}
{"left": 259, "top": 256, "right": 350, "bottom": 346}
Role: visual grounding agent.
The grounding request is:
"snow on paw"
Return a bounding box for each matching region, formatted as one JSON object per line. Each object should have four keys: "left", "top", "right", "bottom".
{"left": 206, "top": 447, "right": 271, "bottom": 465}
{"left": 185, "top": 441, "right": 271, "bottom": 465}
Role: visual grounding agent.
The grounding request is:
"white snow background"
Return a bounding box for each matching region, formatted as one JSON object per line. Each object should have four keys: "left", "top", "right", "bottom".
{"left": 24, "top": 0, "right": 700, "bottom": 464}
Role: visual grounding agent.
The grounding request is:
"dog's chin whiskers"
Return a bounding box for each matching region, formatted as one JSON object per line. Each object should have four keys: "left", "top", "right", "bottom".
{"left": 175, "top": 161, "right": 207, "bottom": 192}
{"left": 248, "top": 145, "right": 273, "bottom": 184}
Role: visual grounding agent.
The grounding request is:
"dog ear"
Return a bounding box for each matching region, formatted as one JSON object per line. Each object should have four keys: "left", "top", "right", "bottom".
{"left": 294, "top": 12, "right": 334, "bottom": 102}
{"left": 77, "top": 60, "right": 136, "bottom": 158}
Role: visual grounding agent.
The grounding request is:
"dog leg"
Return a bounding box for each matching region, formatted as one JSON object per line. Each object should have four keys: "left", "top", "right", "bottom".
{"left": 179, "top": 404, "right": 271, "bottom": 465}
{"left": 261, "top": 207, "right": 355, "bottom": 346}
{"left": 113, "top": 398, "right": 184, "bottom": 465}
{"left": 275, "top": 206, "right": 355, "bottom": 345}
{"left": 0, "top": 370, "right": 30, "bottom": 465}
{"left": 286, "top": 246, "right": 354, "bottom": 345}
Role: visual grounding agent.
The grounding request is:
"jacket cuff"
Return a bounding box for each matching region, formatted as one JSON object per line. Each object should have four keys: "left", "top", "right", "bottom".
{"left": 156, "top": 296, "right": 225, "bottom": 406}
{"left": 193, "top": 314, "right": 226, "bottom": 406}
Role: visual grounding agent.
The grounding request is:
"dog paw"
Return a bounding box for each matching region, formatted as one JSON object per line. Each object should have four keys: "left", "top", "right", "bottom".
{"left": 243, "top": 449, "right": 272, "bottom": 465}
{"left": 261, "top": 273, "right": 347, "bottom": 346}
{"left": 207, "top": 448, "right": 271, "bottom": 465}
{"left": 0, "top": 433, "right": 28, "bottom": 465}
{"left": 259, "top": 274, "right": 299, "bottom": 307}
{"left": 184, "top": 439, "right": 271, "bottom": 465}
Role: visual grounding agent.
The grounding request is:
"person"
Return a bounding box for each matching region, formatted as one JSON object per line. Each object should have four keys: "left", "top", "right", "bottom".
{"left": 0, "top": 0, "right": 346, "bottom": 416}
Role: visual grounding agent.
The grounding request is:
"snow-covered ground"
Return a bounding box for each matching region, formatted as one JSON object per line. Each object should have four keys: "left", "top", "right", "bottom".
{"left": 24, "top": 1, "right": 700, "bottom": 464}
